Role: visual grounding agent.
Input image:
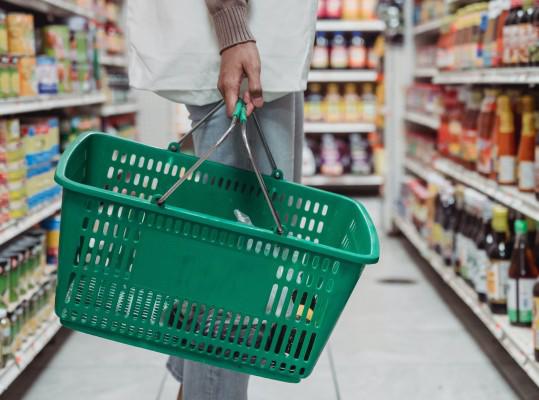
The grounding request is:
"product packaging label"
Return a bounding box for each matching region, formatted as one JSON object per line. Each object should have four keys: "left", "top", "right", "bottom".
{"left": 475, "top": 250, "right": 488, "bottom": 295}
{"left": 518, "top": 160, "right": 535, "bottom": 191}
{"left": 486, "top": 260, "right": 510, "bottom": 302}
{"left": 498, "top": 156, "right": 516, "bottom": 183}
{"left": 534, "top": 297, "right": 539, "bottom": 350}
{"left": 508, "top": 278, "right": 536, "bottom": 323}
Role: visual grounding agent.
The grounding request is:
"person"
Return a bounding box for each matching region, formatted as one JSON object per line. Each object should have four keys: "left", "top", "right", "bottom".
{"left": 127, "top": 1, "right": 318, "bottom": 398}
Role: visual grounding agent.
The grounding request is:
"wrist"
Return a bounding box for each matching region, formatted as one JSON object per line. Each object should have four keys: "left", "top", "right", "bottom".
{"left": 212, "top": 5, "right": 255, "bottom": 52}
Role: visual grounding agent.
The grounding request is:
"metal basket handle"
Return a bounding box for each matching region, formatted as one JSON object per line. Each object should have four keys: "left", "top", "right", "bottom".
{"left": 157, "top": 100, "right": 285, "bottom": 235}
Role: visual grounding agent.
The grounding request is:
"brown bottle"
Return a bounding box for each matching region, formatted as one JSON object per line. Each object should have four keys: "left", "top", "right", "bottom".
{"left": 497, "top": 95, "right": 517, "bottom": 185}
{"left": 486, "top": 205, "right": 512, "bottom": 314}
{"left": 517, "top": 96, "right": 536, "bottom": 192}
{"left": 508, "top": 219, "right": 539, "bottom": 326}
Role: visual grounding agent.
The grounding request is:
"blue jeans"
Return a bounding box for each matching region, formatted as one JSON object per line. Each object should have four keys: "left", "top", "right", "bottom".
{"left": 167, "top": 92, "right": 304, "bottom": 400}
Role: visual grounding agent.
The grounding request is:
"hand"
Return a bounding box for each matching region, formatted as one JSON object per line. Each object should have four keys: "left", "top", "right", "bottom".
{"left": 218, "top": 42, "right": 264, "bottom": 117}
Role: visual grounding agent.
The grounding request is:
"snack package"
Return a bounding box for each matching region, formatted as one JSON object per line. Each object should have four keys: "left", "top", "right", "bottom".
{"left": 42, "top": 25, "right": 69, "bottom": 59}
{"left": 0, "top": 9, "right": 8, "bottom": 55}
{"left": 57, "top": 59, "right": 71, "bottom": 93}
{"left": 7, "top": 13, "right": 35, "bottom": 56}
{"left": 36, "top": 56, "right": 58, "bottom": 94}
{"left": 17, "top": 56, "right": 36, "bottom": 97}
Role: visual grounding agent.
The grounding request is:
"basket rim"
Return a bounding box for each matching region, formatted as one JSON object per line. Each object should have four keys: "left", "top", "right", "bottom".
{"left": 55, "top": 132, "right": 379, "bottom": 266}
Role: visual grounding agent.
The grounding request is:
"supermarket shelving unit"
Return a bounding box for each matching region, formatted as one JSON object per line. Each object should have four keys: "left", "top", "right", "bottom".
{"left": 304, "top": 19, "right": 385, "bottom": 190}
{"left": 0, "top": 0, "right": 135, "bottom": 393}
{"left": 393, "top": 215, "right": 539, "bottom": 387}
{"left": 384, "top": 0, "right": 539, "bottom": 389}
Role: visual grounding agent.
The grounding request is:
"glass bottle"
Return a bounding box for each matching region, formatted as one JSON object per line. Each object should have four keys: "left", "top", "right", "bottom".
{"left": 486, "top": 205, "right": 512, "bottom": 314}
{"left": 497, "top": 95, "right": 517, "bottom": 185}
{"left": 441, "top": 189, "right": 456, "bottom": 267}
{"left": 475, "top": 199, "right": 493, "bottom": 302}
{"left": 533, "top": 278, "right": 539, "bottom": 360}
{"left": 0, "top": 308, "right": 9, "bottom": 368}
{"left": 477, "top": 88, "right": 499, "bottom": 176}
{"left": 518, "top": 95, "right": 536, "bottom": 192}
{"left": 508, "top": 219, "right": 539, "bottom": 326}
{"left": 453, "top": 186, "right": 465, "bottom": 274}
{"left": 462, "top": 90, "right": 482, "bottom": 170}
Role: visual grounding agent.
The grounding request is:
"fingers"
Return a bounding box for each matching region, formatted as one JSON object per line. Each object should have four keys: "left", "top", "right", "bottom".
{"left": 218, "top": 72, "right": 241, "bottom": 117}
{"left": 243, "top": 92, "right": 255, "bottom": 116}
{"left": 244, "top": 59, "right": 264, "bottom": 109}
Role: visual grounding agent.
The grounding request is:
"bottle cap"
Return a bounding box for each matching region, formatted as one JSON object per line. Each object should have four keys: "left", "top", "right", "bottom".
{"left": 492, "top": 205, "right": 509, "bottom": 232}
{"left": 514, "top": 219, "right": 528, "bottom": 234}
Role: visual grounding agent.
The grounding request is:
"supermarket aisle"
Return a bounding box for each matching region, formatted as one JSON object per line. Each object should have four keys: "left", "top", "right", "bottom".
{"left": 4, "top": 198, "right": 518, "bottom": 400}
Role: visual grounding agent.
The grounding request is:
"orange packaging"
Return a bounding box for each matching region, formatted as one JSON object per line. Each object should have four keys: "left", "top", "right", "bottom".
{"left": 497, "top": 95, "right": 517, "bottom": 185}
{"left": 517, "top": 96, "right": 536, "bottom": 192}
{"left": 6, "top": 13, "right": 35, "bottom": 56}
{"left": 18, "top": 57, "right": 36, "bottom": 97}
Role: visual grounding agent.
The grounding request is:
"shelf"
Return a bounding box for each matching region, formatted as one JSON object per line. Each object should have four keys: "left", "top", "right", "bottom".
{"left": 101, "top": 102, "right": 138, "bottom": 117}
{"left": 2, "top": 0, "right": 98, "bottom": 19}
{"left": 7, "top": 273, "right": 57, "bottom": 314}
{"left": 414, "top": 68, "right": 438, "bottom": 78}
{"left": 304, "top": 122, "right": 376, "bottom": 133}
{"left": 413, "top": 19, "right": 444, "bottom": 36}
{"left": 0, "top": 199, "right": 61, "bottom": 247}
{"left": 434, "top": 68, "right": 539, "bottom": 85}
{"left": 308, "top": 70, "right": 378, "bottom": 82}
{"left": 0, "top": 92, "right": 105, "bottom": 116}
{"left": 316, "top": 19, "right": 386, "bottom": 32}
{"left": 100, "top": 54, "right": 128, "bottom": 68}
{"left": 302, "top": 174, "right": 383, "bottom": 187}
{"left": 433, "top": 158, "right": 539, "bottom": 221}
{"left": 0, "top": 316, "right": 61, "bottom": 395}
{"left": 404, "top": 157, "right": 438, "bottom": 181}
{"left": 393, "top": 215, "right": 539, "bottom": 387}
{"left": 404, "top": 111, "right": 440, "bottom": 130}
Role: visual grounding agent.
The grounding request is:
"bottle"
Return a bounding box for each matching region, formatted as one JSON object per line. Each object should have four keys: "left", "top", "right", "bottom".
{"left": 466, "top": 192, "right": 485, "bottom": 288}
{"left": 320, "top": 134, "right": 344, "bottom": 176}
{"left": 519, "top": 2, "right": 534, "bottom": 65}
{"left": 317, "top": 0, "right": 327, "bottom": 19}
{"left": 0, "top": 308, "right": 9, "bottom": 368}
{"left": 477, "top": 89, "right": 499, "bottom": 176}
{"left": 324, "top": 83, "right": 343, "bottom": 123}
{"left": 459, "top": 189, "right": 473, "bottom": 281}
{"left": 361, "top": 0, "right": 377, "bottom": 20}
{"left": 312, "top": 33, "right": 330, "bottom": 69}
{"left": 508, "top": 219, "right": 539, "bottom": 325}
{"left": 497, "top": 95, "right": 517, "bottom": 185}
{"left": 349, "top": 133, "right": 372, "bottom": 175}
{"left": 348, "top": 33, "right": 366, "bottom": 69}
{"left": 503, "top": 2, "right": 518, "bottom": 66}
{"left": 518, "top": 95, "right": 536, "bottom": 192}
{"left": 343, "top": 83, "right": 361, "bottom": 122}
{"left": 533, "top": 278, "right": 539, "bottom": 360}
{"left": 536, "top": 128, "right": 539, "bottom": 199}
{"left": 342, "top": 0, "right": 361, "bottom": 20}
{"left": 330, "top": 32, "right": 349, "bottom": 69}
{"left": 453, "top": 186, "right": 465, "bottom": 275}
{"left": 475, "top": 199, "right": 494, "bottom": 302}
{"left": 441, "top": 189, "right": 457, "bottom": 267}
{"left": 530, "top": 4, "right": 539, "bottom": 65}
{"left": 462, "top": 90, "right": 482, "bottom": 170}
{"left": 306, "top": 83, "right": 324, "bottom": 122}
{"left": 486, "top": 205, "right": 512, "bottom": 314}
{"left": 326, "top": 0, "right": 342, "bottom": 19}
{"left": 362, "top": 83, "right": 377, "bottom": 123}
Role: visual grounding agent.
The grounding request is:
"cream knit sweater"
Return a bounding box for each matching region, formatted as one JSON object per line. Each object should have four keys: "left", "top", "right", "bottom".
{"left": 205, "top": 0, "right": 255, "bottom": 52}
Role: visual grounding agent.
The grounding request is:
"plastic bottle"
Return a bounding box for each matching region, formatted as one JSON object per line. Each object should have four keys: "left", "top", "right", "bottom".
{"left": 326, "top": 0, "right": 342, "bottom": 19}
{"left": 330, "top": 32, "right": 348, "bottom": 69}
{"left": 0, "top": 308, "right": 9, "bottom": 368}
{"left": 320, "top": 134, "right": 344, "bottom": 176}
{"left": 311, "top": 33, "right": 330, "bottom": 69}
{"left": 343, "top": 0, "right": 361, "bottom": 20}
{"left": 486, "top": 205, "right": 512, "bottom": 314}
{"left": 324, "top": 83, "right": 343, "bottom": 123}
{"left": 503, "top": 2, "right": 519, "bottom": 66}
{"left": 361, "top": 0, "right": 377, "bottom": 20}
{"left": 317, "top": 0, "right": 327, "bottom": 19}
{"left": 477, "top": 89, "right": 499, "bottom": 176}
{"left": 348, "top": 33, "right": 366, "bottom": 69}
{"left": 508, "top": 219, "right": 539, "bottom": 326}
{"left": 343, "top": 83, "right": 361, "bottom": 122}
{"left": 497, "top": 95, "right": 517, "bottom": 185}
{"left": 349, "top": 133, "right": 371, "bottom": 175}
{"left": 305, "top": 83, "right": 325, "bottom": 122}
{"left": 517, "top": 95, "right": 536, "bottom": 192}
{"left": 362, "top": 83, "right": 376, "bottom": 123}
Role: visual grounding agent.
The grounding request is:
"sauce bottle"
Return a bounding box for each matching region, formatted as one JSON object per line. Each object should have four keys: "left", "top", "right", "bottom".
{"left": 326, "top": 0, "right": 342, "bottom": 19}
{"left": 330, "top": 32, "right": 349, "bottom": 69}
{"left": 306, "top": 83, "right": 324, "bottom": 122}
{"left": 348, "top": 33, "right": 366, "bottom": 69}
{"left": 343, "top": 83, "right": 361, "bottom": 122}
{"left": 361, "top": 0, "right": 377, "bottom": 20}
{"left": 459, "top": 189, "right": 473, "bottom": 281}
{"left": 503, "top": 1, "right": 518, "bottom": 66}
{"left": 530, "top": 3, "right": 539, "bottom": 65}
{"left": 497, "top": 95, "right": 517, "bottom": 185}
{"left": 508, "top": 219, "right": 539, "bottom": 326}
{"left": 477, "top": 89, "right": 499, "bottom": 176}
{"left": 453, "top": 186, "right": 466, "bottom": 275}
{"left": 441, "top": 189, "right": 457, "bottom": 267}
{"left": 475, "top": 198, "right": 494, "bottom": 302}
{"left": 312, "top": 33, "right": 330, "bottom": 69}
{"left": 317, "top": 0, "right": 327, "bottom": 19}
{"left": 517, "top": 95, "right": 536, "bottom": 192}
{"left": 362, "top": 83, "right": 376, "bottom": 123}
{"left": 533, "top": 277, "right": 539, "bottom": 361}
{"left": 519, "top": 2, "right": 534, "bottom": 65}
{"left": 325, "top": 83, "right": 343, "bottom": 123}
{"left": 486, "top": 205, "right": 512, "bottom": 314}
{"left": 535, "top": 127, "right": 539, "bottom": 199}
{"left": 462, "top": 90, "right": 482, "bottom": 170}
{"left": 342, "top": 0, "right": 361, "bottom": 20}
{"left": 0, "top": 308, "right": 9, "bottom": 368}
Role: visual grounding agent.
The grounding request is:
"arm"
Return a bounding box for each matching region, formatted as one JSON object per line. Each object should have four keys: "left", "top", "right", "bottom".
{"left": 205, "top": 0, "right": 263, "bottom": 116}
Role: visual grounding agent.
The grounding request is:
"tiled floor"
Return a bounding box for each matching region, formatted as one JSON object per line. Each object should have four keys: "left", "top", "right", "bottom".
{"left": 4, "top": 198, "right": 519, "bottom": 400}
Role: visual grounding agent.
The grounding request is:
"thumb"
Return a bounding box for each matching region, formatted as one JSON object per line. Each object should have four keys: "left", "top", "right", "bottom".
{"left": 244, "top": 62, "right": 264, "bottom": 108}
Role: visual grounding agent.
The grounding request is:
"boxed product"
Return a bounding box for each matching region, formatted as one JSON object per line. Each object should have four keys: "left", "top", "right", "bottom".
{"left": 0, "top": 9, "right": 7, "bottom": 55}
{"left": 0, "top": 56, "right": 9, "bottom": 98}
{"left": 17, "top": 56, "right": 36, "bottom": 97}
{"left": 6, "top": 13, "right": 35, "bottom": 56}
{"left": 42, "top": 25, "right": 69, "bottom": 60}
{"left": 57, "top": 60, "right": 71, "bottom": 93}
{"left": 36, "top": 56, "right": 58, "bottom": 94}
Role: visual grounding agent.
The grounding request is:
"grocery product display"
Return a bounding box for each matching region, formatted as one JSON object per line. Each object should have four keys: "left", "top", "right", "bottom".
{"left": 392, "top": 0, "right": 539, "bottom": 388}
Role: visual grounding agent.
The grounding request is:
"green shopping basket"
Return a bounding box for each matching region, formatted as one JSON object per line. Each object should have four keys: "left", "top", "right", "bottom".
{"left": 54, "top": 101, "right": 379, "bottom": 382}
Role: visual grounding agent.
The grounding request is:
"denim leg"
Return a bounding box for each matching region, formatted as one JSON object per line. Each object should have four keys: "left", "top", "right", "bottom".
{"left": 166, "top": 92, "right": 303, "bottom": 399}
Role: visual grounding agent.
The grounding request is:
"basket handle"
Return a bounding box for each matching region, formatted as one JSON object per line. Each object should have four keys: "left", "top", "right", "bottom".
{"left": 172, "top": 99, "right": 284, "bottom": 180}
{"left": 157, "top": 100, "right": 285, "bottom": 235}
